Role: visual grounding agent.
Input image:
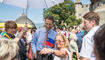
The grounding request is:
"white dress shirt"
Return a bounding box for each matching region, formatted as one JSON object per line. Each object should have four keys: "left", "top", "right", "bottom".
{"left": 80, "top": 26, "right": 100, "bottom": 60}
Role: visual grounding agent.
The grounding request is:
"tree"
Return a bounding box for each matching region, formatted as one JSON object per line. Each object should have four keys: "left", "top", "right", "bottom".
{"left": 43, "top": 0, "right": 82, "bottom": 28}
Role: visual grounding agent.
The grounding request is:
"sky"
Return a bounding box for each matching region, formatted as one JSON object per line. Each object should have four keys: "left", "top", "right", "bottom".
{"left": 72, "top": 0, "right": 91, "bottom": 4}
{"left": 0, "top": 0, "right": 91, "bottom": 27}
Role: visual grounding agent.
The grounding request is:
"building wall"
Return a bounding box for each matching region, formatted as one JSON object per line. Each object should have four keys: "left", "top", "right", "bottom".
{"left": 93, "top": 1, "right": 105, "bottom": 25}
{"left": 75, "top": 3, "right": 90, "bottom": 19}
{"left": 75, "top": 0, "right": 105, "bottom": 25}
{"left": 75, "top": 3, "right": 90, "bottom": 26}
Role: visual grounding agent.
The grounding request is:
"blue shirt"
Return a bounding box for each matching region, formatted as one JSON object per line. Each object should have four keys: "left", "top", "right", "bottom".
{"left": 76, "top": 32, "right": 83, "bottom": 43}
{"left": 31, "top": 27, "right": 56, "bottom": 54}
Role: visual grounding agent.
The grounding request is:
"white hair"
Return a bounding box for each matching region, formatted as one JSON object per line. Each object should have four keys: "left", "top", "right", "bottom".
{"left": 0, "top": 26, "right": 27, "bottom": 60}
{"left": 0, "top": 38, "right": 19, "bottom": 60}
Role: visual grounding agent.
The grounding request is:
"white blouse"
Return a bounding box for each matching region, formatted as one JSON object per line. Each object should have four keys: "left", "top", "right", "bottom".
{"left": 53, "top": 48, "right": 71, "bottom": 60}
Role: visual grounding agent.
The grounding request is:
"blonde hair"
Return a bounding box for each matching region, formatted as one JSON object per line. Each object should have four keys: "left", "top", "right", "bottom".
{"left": 56, "top": 34, "right": 70, "bottom": 50}
{"left": 0, "top": 38, "right": 19, "bottom": 60}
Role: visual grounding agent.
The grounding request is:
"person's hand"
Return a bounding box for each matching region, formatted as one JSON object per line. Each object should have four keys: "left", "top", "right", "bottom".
{"left": 48, "top": 49, "right": 54, "bottom": 54}
{"left": 14, "top": 26, "right": 28, "bottom": 43}
{"left": 34, "top": 54, "right": 37, "bottom": 59}
{"left": 21, "top": 26, "right": 28, "bottom": 33}
{"left": 40, "top": 48, "right": 54, "bottom": 55}
{"left": 40, "top": 48, "right": 49, "bottom": 55}
{"left": 26, "top": 52, "right": 29, "bottom": 57}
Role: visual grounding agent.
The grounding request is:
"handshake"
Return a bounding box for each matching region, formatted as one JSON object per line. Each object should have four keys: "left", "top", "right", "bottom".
{"left": 40, "top": 48, "right": 55, "bottom": 55}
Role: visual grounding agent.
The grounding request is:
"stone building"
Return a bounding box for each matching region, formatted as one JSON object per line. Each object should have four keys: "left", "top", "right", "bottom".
{"left": 75, "top": 0, "right": 105, "bottom": 25}
{"left": 15, "top": 13, "right": 36, "bottom": 28}
{"left": 75, "top": 0, "right": 90, "bottom": 26}
{"left": 90, "top": 0, "right": 105, "bottom": 25}
{"left": 75, "top": 0, "right": 90, "bottom": 19}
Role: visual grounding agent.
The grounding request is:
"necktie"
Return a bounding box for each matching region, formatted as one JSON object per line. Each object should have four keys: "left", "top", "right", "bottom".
{"left": 43, "top": 32, "right": 48, "bottom": 48}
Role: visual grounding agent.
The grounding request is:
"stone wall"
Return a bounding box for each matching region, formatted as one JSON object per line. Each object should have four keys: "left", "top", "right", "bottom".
{"left": 75, "top": 3, "right": 90, "bottom": 19}
{"left": 75, "top": 1, "right": 105, "bottom": 26}
{"left": 94, "top": 2, "right": 105, "bottom": 25}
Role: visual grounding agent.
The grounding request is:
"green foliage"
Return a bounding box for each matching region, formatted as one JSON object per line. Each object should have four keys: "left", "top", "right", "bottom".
{"left": 43, "top": 0, "right": 82, "bottom": 28}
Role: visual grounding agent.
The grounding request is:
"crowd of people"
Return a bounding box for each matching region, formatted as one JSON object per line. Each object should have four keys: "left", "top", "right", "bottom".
{"left": 0, "top": 11, "right": 105, "bottom": 60}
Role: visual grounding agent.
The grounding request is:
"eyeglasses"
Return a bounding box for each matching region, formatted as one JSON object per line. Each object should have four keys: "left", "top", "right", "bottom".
{"left": 55, "top": 40, "right": 64, "bottom": 42}
{"left": 45, "top": 23, "right": 53, "bottom": 26}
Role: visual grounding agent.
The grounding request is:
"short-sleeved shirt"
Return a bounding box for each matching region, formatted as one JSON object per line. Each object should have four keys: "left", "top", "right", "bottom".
{"left": 80, "top": 26, "right": 99, "bottom": 60}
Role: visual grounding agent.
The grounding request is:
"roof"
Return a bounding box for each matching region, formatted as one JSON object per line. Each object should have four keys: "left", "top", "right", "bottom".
{"left": 0, "top": 23, "right": 32, "bottom": 28}
{"left": 15, "top": 13, "right": 36, "bottom": 28}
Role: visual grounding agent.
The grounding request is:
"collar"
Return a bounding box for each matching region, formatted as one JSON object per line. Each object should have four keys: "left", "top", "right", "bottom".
{"left": 43, "top": 27, "right": 53, "bottom": 34}
{"left": 5, "top": 33, "right": 15, "bottom": 39}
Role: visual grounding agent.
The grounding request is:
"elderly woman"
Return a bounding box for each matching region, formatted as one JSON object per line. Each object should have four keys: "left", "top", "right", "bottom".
{"left": 0, "top": 27, "right": 27, "bottom": 60}
{"left": 0, "top": 38, "right": 19, "bottom": 60}
{"left": 40, "top": 34, "right": 71, "bottom": 60}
